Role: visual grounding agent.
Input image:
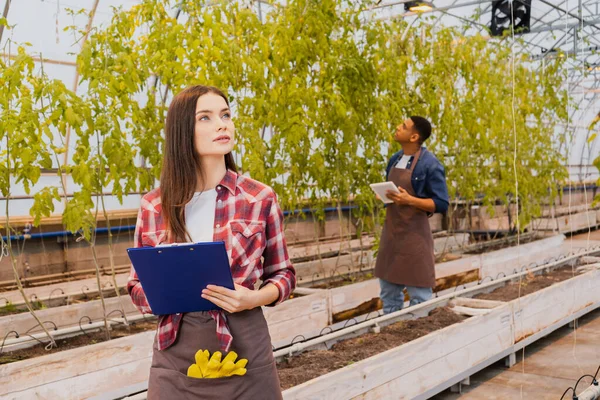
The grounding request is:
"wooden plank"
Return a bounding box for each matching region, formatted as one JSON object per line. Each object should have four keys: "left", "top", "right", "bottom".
{"left": 263, "top": 291, "right": 329, "bottom": 326}
{"left": 288, "top": 237, "right": 375, "bottom": 261}
{"left": 450, "top": 306, "right": 492, "bottom": 317}
{"left": 433, "top": 233, "right": 469, "bottom": 254}
{"left": 357, "top": 312, "right": 513, "bottom": 399}
{"left": 282, "top": 305, "right": 513, "bottom": 400}
{"left": 0, "top": 331, "right": 155, "bottom": 396}
{"left": 434, "top": 269, "right": 479, "bottom": 292}
{"left": 512, "top": 270, "right": 600, "bottom": 343}
{"left": 541, "top": 203, "right": 599, "bottom": 217}
{"left": 1, "top": 295, "right": 139, "bottom": 336}
{"left": 330, "top": 279, "right": 380, "bottom": 315}
{"left": 268, "top": 310, "right": 329, "bottom": 346}
{"left": 435, "top": 254, "right": 481, "bottom": 280}
{"left": 479, "top": 234, "right": 565, "bottom": 279}
{"left": 536, "top": 211, "right": 597, "bottom": 233}
{"left": 0, "top": 273, "right": 130, "bottom": 307}
{"left": 294, "top": 251, "right": 374, "bottom": 286}
{"left": 6, "top": 358, "right": 152, "bottom": 400}
{"left": 292, "top": 287, "right": 324, "bottom": 296}
{"left": 449, "top": 297, "right": 506, "bottom": 309}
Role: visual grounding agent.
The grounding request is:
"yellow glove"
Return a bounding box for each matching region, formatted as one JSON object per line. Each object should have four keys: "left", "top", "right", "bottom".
{"left": 186, "top": 349, "right": 248, "bottom": 379}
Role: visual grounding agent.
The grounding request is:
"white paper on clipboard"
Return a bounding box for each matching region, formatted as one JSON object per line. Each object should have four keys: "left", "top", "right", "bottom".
{"left": 369, "top": 182, "right": 400, "bottom": 204}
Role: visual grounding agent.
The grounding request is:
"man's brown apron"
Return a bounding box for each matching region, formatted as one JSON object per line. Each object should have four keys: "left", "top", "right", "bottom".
{"left": 374, "top": 149, "right": 436, "bottom": 288}
{"left": 147, "top": 308, "right": 281, "bottom": 400}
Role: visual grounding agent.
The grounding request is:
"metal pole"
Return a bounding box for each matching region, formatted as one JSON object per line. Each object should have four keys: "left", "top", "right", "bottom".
{"left": 0, "top": 0, "right": 11, "bottom": 43}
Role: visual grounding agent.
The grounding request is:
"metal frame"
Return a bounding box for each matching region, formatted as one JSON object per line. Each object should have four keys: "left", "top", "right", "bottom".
{"left": 373, "top": 0, "right": 600, "bottom": 176}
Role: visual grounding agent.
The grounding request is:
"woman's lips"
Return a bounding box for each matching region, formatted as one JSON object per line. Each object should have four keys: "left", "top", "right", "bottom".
{"left": 213, "top": 135, "right": 231, "bottom": 143}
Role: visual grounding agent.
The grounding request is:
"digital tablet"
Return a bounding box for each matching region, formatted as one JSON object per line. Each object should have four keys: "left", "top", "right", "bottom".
{"left": 369, "top": 182, "right": 401, "bottom": 204}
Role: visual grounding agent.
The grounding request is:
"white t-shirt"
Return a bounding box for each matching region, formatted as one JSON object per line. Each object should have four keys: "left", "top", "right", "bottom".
{"left": 184, "top": 189, "right": 218, "bottom": 243}
{"left": 394, "top": 154, "right": 414, "bottom": 170}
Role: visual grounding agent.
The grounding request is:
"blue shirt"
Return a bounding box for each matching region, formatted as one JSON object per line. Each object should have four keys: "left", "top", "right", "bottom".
{"left": 385, "top": 147, "right": 449, "bottom": 214}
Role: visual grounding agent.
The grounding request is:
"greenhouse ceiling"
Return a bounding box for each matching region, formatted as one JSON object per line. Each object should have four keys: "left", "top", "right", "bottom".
{"left": 1, "top": 0, "right": 599, "bottom": 177}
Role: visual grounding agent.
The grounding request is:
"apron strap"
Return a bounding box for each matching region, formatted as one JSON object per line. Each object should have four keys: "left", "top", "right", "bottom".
{"left": 408, "top": 148, "right": 422, "bottom": 173}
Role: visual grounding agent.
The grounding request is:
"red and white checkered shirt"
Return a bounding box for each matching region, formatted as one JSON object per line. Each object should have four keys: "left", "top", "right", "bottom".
{"left": 127, "top": 170, "right": 296, "bottom": 352}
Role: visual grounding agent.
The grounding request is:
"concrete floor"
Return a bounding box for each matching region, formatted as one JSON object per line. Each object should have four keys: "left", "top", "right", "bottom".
{"left": 432, "top": 304, "right": 600, "bottom": 399}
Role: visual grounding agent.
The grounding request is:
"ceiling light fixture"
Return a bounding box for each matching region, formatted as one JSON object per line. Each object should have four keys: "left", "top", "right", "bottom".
{"left": 404, "top": 1, "right": 434, "bottom": 13}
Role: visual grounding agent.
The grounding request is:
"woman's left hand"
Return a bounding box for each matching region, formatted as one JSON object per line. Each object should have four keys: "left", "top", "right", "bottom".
{"left": 201, "top": 284, "right": 259, "bottom": 313}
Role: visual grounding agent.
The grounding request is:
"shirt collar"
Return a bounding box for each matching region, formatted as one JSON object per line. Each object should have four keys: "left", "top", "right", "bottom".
{"left": 218, "top": 169, "right": 238, "bottom": 195}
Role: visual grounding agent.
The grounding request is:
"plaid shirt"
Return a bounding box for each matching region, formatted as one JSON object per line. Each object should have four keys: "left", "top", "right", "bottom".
{"left": 127, "top": 170, "right": 296, "bottom": 352}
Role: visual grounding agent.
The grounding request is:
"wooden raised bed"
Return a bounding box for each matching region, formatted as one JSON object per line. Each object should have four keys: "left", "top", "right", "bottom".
{"left": 0, "top": 234, "right": 568, "bottom": 354}
{"left": 0, "top": 273, "right": 130, "bottom": 311}
{"left": 326, "top": 234, "right": 567, "bottom": 323}
{"left": 2, "top": 257, "right": 598, "bottom": 400}
{"left": 280, "top": 265, "right": 600, "bottom": 399}
{"left": 0, "top": 331, "right": 155, "bottom": 400}
{"left": 282, "top": 303, "right": 512, "bottom": 399}
{"left": 536, "top": 209, "right": 598, "bottom": 234}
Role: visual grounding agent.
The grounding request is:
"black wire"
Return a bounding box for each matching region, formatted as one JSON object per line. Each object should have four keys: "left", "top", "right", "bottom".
{"left": 290, "top": 335, "right": 306, "bottom": 345}
{"left": 25, "top": 321, "right": 58, "bottom": 335}
{"left": 343, "top": 318, "right": 358, "bottom": 328}
{"left": 574, "top": 374, "right": 598, "bottom": 394}
{"left": 0, "top": 330, "right": 19, "bottom": 353}
{"left": 48, "top": 288, "right": 65, "bottom": 302}
{"left": 559, "top": 386, "right": 574, "bottom": 400}
{"left": 78, "top": 316, "right": 93, "bottom": 337}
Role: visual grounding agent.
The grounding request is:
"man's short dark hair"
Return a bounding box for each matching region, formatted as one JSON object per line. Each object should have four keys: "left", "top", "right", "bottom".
{"left": 410, "top": 116, "right": 432, "bottom": 144}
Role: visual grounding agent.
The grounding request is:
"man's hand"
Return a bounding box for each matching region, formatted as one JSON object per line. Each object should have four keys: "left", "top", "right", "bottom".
{"left": 386, "top": 186, "right": 414, "bottom": 206}
{"left": 202, "top": 284, "right": 259, "bottom": 313}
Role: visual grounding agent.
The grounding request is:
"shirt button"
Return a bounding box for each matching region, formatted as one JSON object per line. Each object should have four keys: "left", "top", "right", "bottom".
{"left": 216, "top": 224, "right": 220, "bottom": 228}
{"left": 216, "top": 186, "right": 221, "bottom": 190}
{"left": 218, "top": 199, "right": 222, "bottom": 204}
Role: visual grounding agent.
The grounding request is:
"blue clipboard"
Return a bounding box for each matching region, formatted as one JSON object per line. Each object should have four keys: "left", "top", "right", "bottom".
{"left": 126, "top": 241, "right": 234, "bottom": 315}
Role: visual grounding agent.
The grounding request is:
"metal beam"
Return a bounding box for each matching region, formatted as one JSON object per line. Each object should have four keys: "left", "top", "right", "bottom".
{"left": 0, "top": 53, "right": 77, "bottom": 66}
{"left": 526, "top": 17, "right": 600, "bottom": 34}
{"left": 538, "top": 0, "right": 600, "bottom": 32}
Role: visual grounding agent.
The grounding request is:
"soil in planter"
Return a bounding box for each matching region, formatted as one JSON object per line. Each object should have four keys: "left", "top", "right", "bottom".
{"left": 277, "top": 307, "right": 467, "bottom": 389}
{"left": 475, "top": 265, "right": 582, "bottom": 302}
{"left": 0, "top": 300, "right": 46, "bottom": 317}
{"left": 311, "top": 271, "right": 374, "bottom": 289}
{"left": 0, "top": 318, "right": 158, "bottom": 365}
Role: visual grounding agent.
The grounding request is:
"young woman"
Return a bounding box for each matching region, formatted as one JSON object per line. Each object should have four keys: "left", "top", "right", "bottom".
{"left": 127, "top": 85, "right": 296, "bottom": 399}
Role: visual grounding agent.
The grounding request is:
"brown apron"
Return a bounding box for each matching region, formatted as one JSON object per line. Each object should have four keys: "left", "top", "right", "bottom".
{"left": 374, "top": 149, "right": 436, "bottom": 288}
{"left": 147, "top": 308, "right": 282, "bottom": 400}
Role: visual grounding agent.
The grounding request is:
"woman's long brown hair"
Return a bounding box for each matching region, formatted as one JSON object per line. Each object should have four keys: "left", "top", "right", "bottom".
{"left": 160, "top": 85, "right": 237, "bottom": 242}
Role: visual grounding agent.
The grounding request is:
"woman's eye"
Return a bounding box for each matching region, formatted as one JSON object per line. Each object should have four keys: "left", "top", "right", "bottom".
{"left": 222, "top": 113, "right": 231, "bottom": 119}
{"left": 199, "top": 115, "right": 209, "bottom": 121}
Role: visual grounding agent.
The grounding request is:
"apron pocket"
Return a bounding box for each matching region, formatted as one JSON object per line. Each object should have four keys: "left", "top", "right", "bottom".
{"left": 148, "top": 364, "right": 280, "bottom": 400}
{"left": 149, "top": 366, "right": 241, "bottom": 392}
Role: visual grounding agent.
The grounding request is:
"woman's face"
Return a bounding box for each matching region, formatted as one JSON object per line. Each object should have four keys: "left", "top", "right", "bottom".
{"left": 194, "top": 92, "right": 235, "bottom": 157}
